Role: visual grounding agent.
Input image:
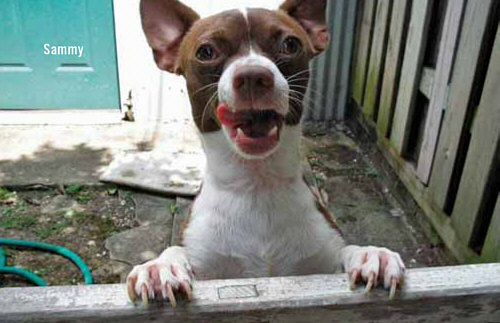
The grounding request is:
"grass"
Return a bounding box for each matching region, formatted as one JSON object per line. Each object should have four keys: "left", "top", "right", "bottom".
{"left": 0, "top": 212, "right": 37, "bottom": 230}
{"left": 65, "top": 185, "right": 83, "bottom": 195}
{"left": 0, "top": 186, "right": 130, "bottom": 245}
{"left": 106, "top": 184, "right": 118, "bottom": 196}
{"left": 0, "top": 192, "right": 35, "bottom": 230}
{"left": 35, "top": 219, "right": 72, "bottom": 239}
{"left": 65, "top": 185, "right": 93, "bottom": 203}
{"left": 364, "top": 166, "right": 380, "bottom": 178}
{"left": 75, "top": 193, "right": 92, "bottom": 203}
{"left": 0, "top": 187, "right": 18, "bottom": 205}
{"left": 94, "top": 217, "right": 117, "bottom": 237}
{"left": 169, "top": 201, "right": 179, "bottom": 214}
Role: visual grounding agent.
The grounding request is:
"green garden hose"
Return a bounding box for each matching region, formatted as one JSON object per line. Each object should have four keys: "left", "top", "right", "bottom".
{"left": 0, "top": 238, "right": 93, "bottom": 286}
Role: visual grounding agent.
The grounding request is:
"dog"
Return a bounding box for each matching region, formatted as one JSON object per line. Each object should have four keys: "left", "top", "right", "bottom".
{"left": 127, "top": 0, "right": 405, "bottom": 306}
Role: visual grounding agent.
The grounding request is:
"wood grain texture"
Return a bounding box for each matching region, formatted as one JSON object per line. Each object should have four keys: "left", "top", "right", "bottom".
{"left": 312, "top": 52, "right": 328, "bottom": 120}
{"left": 335, "top": 0, "right": 358, "bottom": 120}
{"left": 417, "top": 0, "right": 466, "bottom": 184}
{"left": 376, "top": 0, "right": 409, "bottom": 138}
{"left": 324, "top": 0, "right": 344, "bottom": 120}
{"left": 1, "top": 264, "right": 500, "bottom": 322}
{"left": 363, "top": 0, "right": 392, "bottom": 120}
{"left": 481, "top": 194, "right": 500, "bottom": 262}
{"left": 389, "top": 0, "right": 432, "bottom": 155}
{"left": 451, "top": 25, "right": 500, "bottom": 245}
{"left": 363, "top": 0, "right": 392, "bottom": 119}
{"left": 352, "top": 0, "right": 377, "bottom": 106}
{"left": 428, "top": 0, "right": 494, "bottom": 209}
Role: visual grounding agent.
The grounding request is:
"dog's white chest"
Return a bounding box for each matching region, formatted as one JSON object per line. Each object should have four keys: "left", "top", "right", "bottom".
{"left": 183, "top": 177, "right": 341, "bottom": 279}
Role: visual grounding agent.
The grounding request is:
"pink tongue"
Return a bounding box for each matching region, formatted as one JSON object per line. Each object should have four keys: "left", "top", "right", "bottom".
{"left": 217, "top": 103, "right": 243, "bottom": 128}
{"left": 216, "top": 102, "right": 279, "bottom": 155}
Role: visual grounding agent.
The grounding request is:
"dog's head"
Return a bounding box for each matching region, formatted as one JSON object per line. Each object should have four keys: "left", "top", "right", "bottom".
{"left": 141, "top": 0, "right": 329, "bottom": 158}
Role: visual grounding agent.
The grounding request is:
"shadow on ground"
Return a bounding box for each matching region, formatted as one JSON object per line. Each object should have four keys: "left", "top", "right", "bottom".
{"left": 0, "top": 143, "right": 111, "bottom": 186}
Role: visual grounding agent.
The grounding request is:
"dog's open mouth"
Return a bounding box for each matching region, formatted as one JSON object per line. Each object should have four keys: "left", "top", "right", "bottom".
{"left": 217, "top": 103, "right": 284, "bottom": 156}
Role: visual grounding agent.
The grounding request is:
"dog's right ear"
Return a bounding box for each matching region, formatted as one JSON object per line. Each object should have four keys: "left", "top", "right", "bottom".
{"left": 140, "top": 0, "right": 199, "bottom": 74}
{"left": 279, "top": 0, "right": 329, "bottom": 55}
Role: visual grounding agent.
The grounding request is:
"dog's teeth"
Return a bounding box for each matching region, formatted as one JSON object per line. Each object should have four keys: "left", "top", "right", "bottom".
{"left": 269, "top": 126, "right": 278, "bottom": 136}
{"left": 236, "top": 128, "right": 244, "bottom": 138}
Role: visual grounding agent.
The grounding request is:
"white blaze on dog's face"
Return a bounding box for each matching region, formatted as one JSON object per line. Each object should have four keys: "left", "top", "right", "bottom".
{"left": 141, "top": 0, "right": 329, "bottom": 158}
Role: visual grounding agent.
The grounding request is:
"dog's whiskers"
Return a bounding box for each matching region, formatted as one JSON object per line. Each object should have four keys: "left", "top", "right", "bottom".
{"left": 200, "top": 90, "right": 219, "bottom": 132}
{"left": 192, "top": 82, "right": 219, "bottom": 97}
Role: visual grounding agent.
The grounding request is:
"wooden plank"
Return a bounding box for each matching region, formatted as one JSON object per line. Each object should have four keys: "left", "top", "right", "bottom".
{"left": 418, "top": 67, "right": 435, "bottom": 100}
{"left": 451, "top": 26, "right": 500, "bottom": 245}
{"left": 1, "top": 264, "right": 499, "bottom": 322}
{"left": 417, "top": 0, "right": 466, "bottom": 184}
{"left": 389, "top": 0, "right": 433, "bottom": 155}
{"left": 362, "top": 0, "right": 392, "bottom": 120}
{"left": 304, "top": 59, "right": 318, "bottom": 120}
{"left": 376, "top": 0, "right": 410, "bottom": 137}
{"left": 335, "top": 0, "right": 358, "bottom": 120}
{"left": 307, "top": 0, "right": 338, "bottom": 120}
{"left": 351, "top": 0, "right": 377, "bottom": 106}
{"left": 428, "top": 0, "right": 494, "bottom": 209}
{"left": 312, "top": 46, "right": 328, "bottom": 120}
{"left": 324, "top": 0, "right": 344, "bottom": 120}
{"left": 349, "top": 0, "right": 365, "bottom": 102}
{"left": 481, "top": 194, "right": 500, "bottom": 262}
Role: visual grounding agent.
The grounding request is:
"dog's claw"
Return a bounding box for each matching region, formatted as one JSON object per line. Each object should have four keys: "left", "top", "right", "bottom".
{"left": 181, "top": 280, "right": 193, "bottom": 301}
{"left": 349, "top": 269, "right": 359, "bottom": 290}
{"left": 166, "top": 283, "right": 177, "bottom": 307}
{"left": 126, "top": 246, "right": 193, "bottom": 306}
{"left": 364, "top": 272, "right": 375, "bottom": 293}
{"left": 141, "top": 284, "right": 149, "bottom": 306}
{"left": 343, "top": 246, "right": 405, "bottom": 299}
{"left": 127, "top": 278, "right": 137, "bottom": 302}
{"left": 389, "top": 277, "right": 397, "bottom": 300}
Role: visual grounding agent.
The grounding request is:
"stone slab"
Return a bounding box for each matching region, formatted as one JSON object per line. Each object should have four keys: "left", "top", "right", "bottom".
{"left": 131, "top": 192, "right": 175, "bottom": 226}
{"left": 105, "top": 224, "right": 171, "bottom": 266}
{"left": 100, "top": 148, "right": 205, "bottom": 196}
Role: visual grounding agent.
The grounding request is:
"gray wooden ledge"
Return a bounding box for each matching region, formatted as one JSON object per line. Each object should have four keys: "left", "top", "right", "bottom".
{"left": 0, "top": 264, "right": 499, "bottom": 322}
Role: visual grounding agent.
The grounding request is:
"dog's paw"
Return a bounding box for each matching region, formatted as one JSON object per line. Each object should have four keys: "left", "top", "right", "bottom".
{"left": 341, "top": 245, "right": 405, "bottom": 299}
{"left": 126, "top": 246, "right": 194, "bottom": 307}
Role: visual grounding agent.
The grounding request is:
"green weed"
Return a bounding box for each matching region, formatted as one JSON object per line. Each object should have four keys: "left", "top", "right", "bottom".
{"left": 65, "top": 185, "right": 83, "bottom": 195}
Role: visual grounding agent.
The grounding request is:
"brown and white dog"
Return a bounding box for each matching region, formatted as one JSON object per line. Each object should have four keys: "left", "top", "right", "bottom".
{"left": 127, "top": 0, "right": 405, "bottom": 306}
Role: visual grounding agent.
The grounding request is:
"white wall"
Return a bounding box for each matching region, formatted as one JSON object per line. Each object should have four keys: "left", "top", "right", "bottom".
{"left": 184, "top": 0, "right": 284, "bottom": 17}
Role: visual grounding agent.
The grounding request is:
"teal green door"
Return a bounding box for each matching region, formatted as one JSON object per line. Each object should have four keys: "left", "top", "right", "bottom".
{"left": 0, "top": 0, "right": 119, "bottom": 109}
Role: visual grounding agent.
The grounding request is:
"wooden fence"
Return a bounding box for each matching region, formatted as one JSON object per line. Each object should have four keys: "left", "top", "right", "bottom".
{"left": 349, "top": 0, "right": 500, "bottom": 263}
{"left": 1, "top": 264, "right": 499, "bottom": 322}
{"left": 305, "top": 0, "right": 358, "bottom": 121}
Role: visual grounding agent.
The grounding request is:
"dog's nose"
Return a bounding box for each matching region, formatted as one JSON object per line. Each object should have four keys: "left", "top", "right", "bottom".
{"left": 233, "top": 65, "right": 274, "bottom": 95}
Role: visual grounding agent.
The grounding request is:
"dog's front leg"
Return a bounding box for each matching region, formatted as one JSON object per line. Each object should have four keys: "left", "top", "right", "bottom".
{"left": 340, "top": 245, "right": 405, "bottom": 299}
{"left": 126, "top": 246, "right": 194, "bottom": 306}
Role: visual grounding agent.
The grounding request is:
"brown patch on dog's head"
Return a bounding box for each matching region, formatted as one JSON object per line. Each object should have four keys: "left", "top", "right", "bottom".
{"left": 178, "top": 10, "right": 250, "bottom": 132}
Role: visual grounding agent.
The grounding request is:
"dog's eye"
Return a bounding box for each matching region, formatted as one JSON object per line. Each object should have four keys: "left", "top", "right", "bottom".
{"left": 196, "top": 44, "right": 216, "bottom": 61}
{"left": 280, "top": 36, "right": 302, "bottom": 55}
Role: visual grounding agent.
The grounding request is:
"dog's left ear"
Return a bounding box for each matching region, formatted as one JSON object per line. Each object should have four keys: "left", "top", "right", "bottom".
{"left": 280, "top": 0, "right": 330, "bottom": 54}
{"left": 140, "top": 0, "right": 199, "bottom": 74}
